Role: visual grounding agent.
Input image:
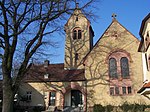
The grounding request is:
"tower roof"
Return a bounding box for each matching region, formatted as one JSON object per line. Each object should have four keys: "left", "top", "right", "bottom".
{"left": 64, "top": 4, "right": 90, "bottom": 27}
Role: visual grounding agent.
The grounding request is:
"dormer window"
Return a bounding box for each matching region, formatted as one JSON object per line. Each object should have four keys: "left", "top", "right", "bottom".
{"left": 44, "top": 74, "right": 49, "bottom": 79}
{"left": 73, "top": 28, "right": 82, "bottom": 40}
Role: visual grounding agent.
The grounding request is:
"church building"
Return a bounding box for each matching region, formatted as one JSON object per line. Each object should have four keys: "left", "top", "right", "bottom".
{"left": 17, "top": 6, "right": 150, "bottom": 112}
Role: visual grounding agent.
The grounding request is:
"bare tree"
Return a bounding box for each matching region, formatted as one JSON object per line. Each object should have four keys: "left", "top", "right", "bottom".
{"left": 0, "top": 0, "right": 96, "bottom": 111}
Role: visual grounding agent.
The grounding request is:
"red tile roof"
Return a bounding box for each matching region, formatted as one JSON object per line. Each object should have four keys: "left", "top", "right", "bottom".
{"left": 143, "top": 82, "right": 150, "bottom": 87}
{"left": 23, "top": 63, "right": 86, "bottom": 82}
{"left": 137, "top": 82, "right": 150, "bottom": 93}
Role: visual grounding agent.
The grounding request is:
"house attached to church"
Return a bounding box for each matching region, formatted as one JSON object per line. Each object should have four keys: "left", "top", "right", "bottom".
{"left": 16, "top": 8, "right": 150, "bottom": 111}
{"left": 138, "top": 13, "right": 150, "bottom": 97}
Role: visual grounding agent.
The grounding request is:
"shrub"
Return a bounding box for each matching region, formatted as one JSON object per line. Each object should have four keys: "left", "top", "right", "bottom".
{"left": 93, "top": 104, "right": 105, "bottom": 112}
{"left": 105, "top": 105, "right": 113, "bottom": 112}
{"left": 121, "top": 103, "right": 145, "bottom": 112}
{"left": 93, "top": 103, "right": 150, "bottom": 112}
{"left": 33, "top": 106, "right": 45, "bottom": 112}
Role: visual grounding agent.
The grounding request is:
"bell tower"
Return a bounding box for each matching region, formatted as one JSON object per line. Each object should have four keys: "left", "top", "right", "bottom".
{"left": 64, "top": 4, "right": 94, "bottom": 69}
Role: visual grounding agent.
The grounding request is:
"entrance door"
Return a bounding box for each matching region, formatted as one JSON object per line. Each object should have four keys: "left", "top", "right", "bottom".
{"left": 71, "top": 90, "right": 82, "bottom": 107}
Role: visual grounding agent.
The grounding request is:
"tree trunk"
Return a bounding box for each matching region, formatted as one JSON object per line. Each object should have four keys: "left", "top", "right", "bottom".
{"left": 2, "top": 79, "right": 14, "bottom": 112}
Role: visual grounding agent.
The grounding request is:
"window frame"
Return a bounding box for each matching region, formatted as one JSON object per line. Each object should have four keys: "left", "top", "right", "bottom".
{"left": 110, "top": 87, "right": 114, "bottom": 96}
{"left": 76, "top": 16, "right": 78, "bottom": 21}
{"left": 109, "top": 58, "right": 118, "bottom": 79}
{"left": 122, "top": 87, "right": 126, "bottom": 94}
{"left": 127, "top": 86, "right": 132, "bottom": 94}
{"left": 26, "top": 91, "right": 32, "bottom": 101}
{"left": 120, "top": 57, "right": 130, "bottom": 79}
{"left": 49, "top": 91, "right": 56, "bottom": 106}
{"left": 78, "top": 30, "right": 82, "bottom": 39}
{"left": 44, "top": 73, "right": 49, "bottom": 79}
{"left": 109, "top": 86, "right": 132, "bottom": 96}
{"left": 115, "top": 86, "right": 119, "bottom": 95}
{"left": 145, "top": 53, "right": 149, "bottom": 71}
{"left": 73, "top": 28, "right": 82, "bottom": 40}
{"left": 145, "top": 31, "right": 150, "bottom": 50}
{"left": 108, "top": 51, "right": 131, "bottom": 80}
{"left": 73, "top": 30, "right": 77, "bottom": 40}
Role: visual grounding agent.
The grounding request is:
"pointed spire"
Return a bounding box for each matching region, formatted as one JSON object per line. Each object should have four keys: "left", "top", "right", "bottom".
{"left": 112, "top": 13, "right": 117, "bottom": 21}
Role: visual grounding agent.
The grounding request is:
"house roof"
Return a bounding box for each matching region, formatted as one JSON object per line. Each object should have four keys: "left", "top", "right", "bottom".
{"left": 138, "top": 13, "right": 150, "bottom": 52}
{"left": 139, "top": 13, "right": 150, "bottom": 39}
{"left": 23, "top": 63, "right": 86, "bottom": 82}
{"left": 137, "top": 82, "right": 150, "bottom": 93}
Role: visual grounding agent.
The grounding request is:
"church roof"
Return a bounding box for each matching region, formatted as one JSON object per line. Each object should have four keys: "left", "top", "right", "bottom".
{"left": 23, "top": 63, "right": 86, "bottom": 82}
{"left": 83, "top": 18, "right": 139, "bottom": 62}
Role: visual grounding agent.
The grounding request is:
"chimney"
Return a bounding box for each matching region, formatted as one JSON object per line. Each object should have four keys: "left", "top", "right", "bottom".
{"left": 44, "top": 60, "right": 49, "bottom": 67}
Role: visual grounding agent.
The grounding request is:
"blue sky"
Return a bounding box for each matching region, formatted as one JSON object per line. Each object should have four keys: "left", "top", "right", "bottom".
{"left": 49, "top": 0, "right": 150, "bottom": 64}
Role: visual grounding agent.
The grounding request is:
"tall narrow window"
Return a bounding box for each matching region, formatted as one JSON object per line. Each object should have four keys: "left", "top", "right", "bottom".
{"left": 127, "top": 87, "right": 132, "bottom": 94}
{"left": 76, "top": 16, "right": 78, "bottom": 21}
{"left": 148, "top": 56, "right": 150, "bottom": 70}
{"left": 121, "top": 57, "right": 129, "bottom": 78}
{"left": 115, "top": 87, "right": 119, "bottom": 95}
{"left": 78, "top": 30, "right": 82, "bottom": 39}
{"left": 49, "top": 91, "right": 56, "bottom": 106}
{"left": 26, "top": 91, "right": 32, "bottom": 101}
{"left": 146, "top": 31, "right": 150, "bottom": 48}
{"left": 110, "top": 87, "right": 114, "bottom": 95}
{"left": 122, "top": 87, "right": 126, "bottom": 94}
{"left": 145, "top": 53, "right": 149, "bottom": 70}
{"left": 73, "top": 30, "right": 77, "bottom": 40}
{"left": 109, "top": 58, "right": 118, "bottom": 79}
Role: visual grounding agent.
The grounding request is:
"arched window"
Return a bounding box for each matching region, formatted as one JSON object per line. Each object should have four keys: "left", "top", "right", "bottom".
{"left": 73, "top": 28, "right": 82, "bottom": 40}
{"left": 73, "top": 30, "right": 77, "bottom": 40}
{"left": 121, "top": 57, "right": 129, "bottom": 78}
{"left": 78, "top": 30, "right": 82, "bottom": 39}
{"left": 109, "top": 58, "right": 118, "bottom": 79}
